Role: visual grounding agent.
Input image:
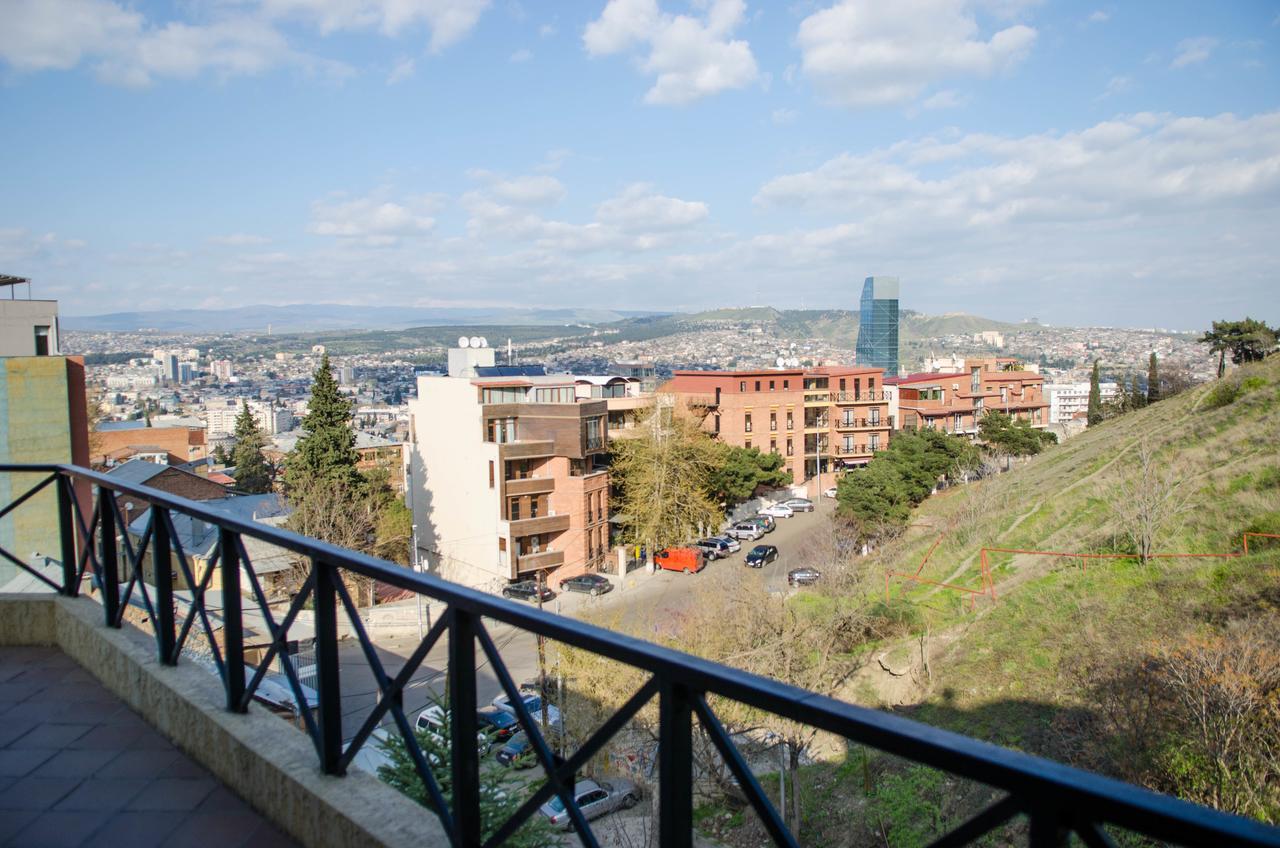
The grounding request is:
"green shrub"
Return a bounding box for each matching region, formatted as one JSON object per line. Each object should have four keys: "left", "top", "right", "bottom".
{"left": 1240, "top": 376, "right": 1267, "bottom": 392}
{"left": 1204, "top": 380, "right": 1241, "bottom": 409}
{"left": 1255, "top": 466, "right": 1280, "bottom": 491}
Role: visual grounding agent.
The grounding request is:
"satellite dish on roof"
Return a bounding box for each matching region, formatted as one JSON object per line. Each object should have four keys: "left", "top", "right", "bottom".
{"left": 469, "top": 336, "right": 482, "bottom": 349}
{"left": 458, "top": 336, "right": 470, "bottom": 348}
{"left": 775, "top": 356, "right": 785, "bottom": 367}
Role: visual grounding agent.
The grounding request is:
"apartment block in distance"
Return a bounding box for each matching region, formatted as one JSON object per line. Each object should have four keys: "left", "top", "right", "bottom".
{"left": 663, "top": 365, "right": 892, "bottom": 496}
{"left": 891, "top": 357, "right": 1049, "bottom": 436}
{"left": 408, "top": 347, "right": 610, "bottom": 590}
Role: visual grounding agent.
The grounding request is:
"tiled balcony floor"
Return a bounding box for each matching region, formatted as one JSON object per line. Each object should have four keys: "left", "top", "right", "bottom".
{"left": 0, "top": 647, "right": 298, "bottom": 848}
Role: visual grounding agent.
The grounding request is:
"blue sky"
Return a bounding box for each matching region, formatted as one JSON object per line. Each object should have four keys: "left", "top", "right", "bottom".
{"left": 2, "top": 0, "right": 1278, "bottom": 329}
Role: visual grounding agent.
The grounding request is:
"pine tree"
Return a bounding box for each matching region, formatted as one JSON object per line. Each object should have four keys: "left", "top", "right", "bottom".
{"left": 1147, "top": 352, "right": 1160, "bottom": 404}
{"left": 1130, "top": 373, "right": 1145, "bottom": 410}
{"left": 1087, "top": 360, "right": 1103, "bottom": 426}
{"left": 230, "top": 402, "right": 272, "bottom": 494}
{"left": 285, "top": 354, "right": 362, "bottom": 492}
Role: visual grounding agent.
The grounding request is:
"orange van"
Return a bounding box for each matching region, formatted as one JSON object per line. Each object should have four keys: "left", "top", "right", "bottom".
{"left": 654, "top": 547, "right": 705, "bottom": 574}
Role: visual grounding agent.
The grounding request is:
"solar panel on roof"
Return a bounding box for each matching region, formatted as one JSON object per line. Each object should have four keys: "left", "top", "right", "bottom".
{"left": 473, "top": 365, "right": 547, "bottom": 377}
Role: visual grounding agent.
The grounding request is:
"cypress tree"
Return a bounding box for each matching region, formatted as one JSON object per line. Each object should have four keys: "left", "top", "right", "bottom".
{"left": 230, "top": 402, "right": 272, "bottom": 493}
{"left": 1087, "top": 360, "right": 1103, "bottom": 426}
{"left": 285, "top": 354, "right": 362, "bottom": 492}
{"left": 1147, "top": 352, "right": 1160, "bottom": 404}
{"left": 1130, "top": 373, "right": 1145, "bottom": 410}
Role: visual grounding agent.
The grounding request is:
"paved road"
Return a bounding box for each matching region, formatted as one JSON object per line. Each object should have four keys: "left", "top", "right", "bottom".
{"left": 332, "top": 497, "right": 837, "bottom": 739}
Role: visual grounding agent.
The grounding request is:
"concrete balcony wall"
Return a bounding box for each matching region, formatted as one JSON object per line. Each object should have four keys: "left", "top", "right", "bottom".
{"left": 0, "top": 593, "right": 447, "bottom": 848}
{"left": 503, "top": 476, "right": 556, "bottom": 497}
{"left": 508, "top": 513, "right": 571, "bottom": 536}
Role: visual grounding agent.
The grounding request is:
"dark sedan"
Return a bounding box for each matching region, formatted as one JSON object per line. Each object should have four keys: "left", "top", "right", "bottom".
{"left": 745, "top": 545, "right": 778, "bottom": 568}
{"left": 561, "top": 573, "right": 613, "bottom": 596}
{"left": 787, "top": 567, "right": 822, "bottom": 586}
{"left": 501, "top": 581, "right": 554, "bottom": 603}
{"left": 496, "top": 730, "right": 566, "bottom": 769}
{"left": 476, "top": 706, "right": 520, "bottom": 744}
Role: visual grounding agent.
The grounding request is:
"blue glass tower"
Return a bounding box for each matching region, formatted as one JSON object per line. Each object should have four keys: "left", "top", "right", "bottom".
{"left": 855, "top": 276, "right": 899, "bottom": 376}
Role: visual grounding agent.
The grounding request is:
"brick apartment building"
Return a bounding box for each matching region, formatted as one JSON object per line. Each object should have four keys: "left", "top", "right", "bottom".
{"left": 92, "top": 425, "right": 207, "bottom": 468}
{"left": 408, "top": 348, "right": 610, "bottom": 591}
{"left": 891, "top": 358, "right": 1049, "bottom": 436}
{"left": 663, "top": 365, "right": 892, "bottom": 496}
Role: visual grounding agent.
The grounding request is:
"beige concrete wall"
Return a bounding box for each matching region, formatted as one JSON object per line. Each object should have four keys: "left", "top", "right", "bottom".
{"left": 408, "top": 377, "right": 504, "bottom": 589}
{"left": 0, "top": 300, "right": 59, "bottom": 356}
{"left": 0, "top": 593, "right": 448, "bottom": 848}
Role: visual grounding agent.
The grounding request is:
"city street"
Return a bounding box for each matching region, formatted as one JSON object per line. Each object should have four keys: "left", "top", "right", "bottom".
{"left": 331, "top": 497, "right": 836, "bottom": 740}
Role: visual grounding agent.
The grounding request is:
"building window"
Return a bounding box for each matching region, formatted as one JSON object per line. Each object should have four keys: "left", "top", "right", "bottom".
{"left": 482, "top": 387, "right": 525, "bottom": 404}
{"left": 783, "top": 380, "right": 789, "bottom": 390}
{"left": 530, "top": 497, "right": 540, "bottom": 518}
{"left": 739, "top": 381, "right": 746, "bottom": 392}
{"left": 529, "top": 535, "right": 542, "bottom": 554}
{"left": 954, "top": 413, "right": 963, "bottom": 431}
{"left": 769, "top": 412, "right": 777, "bottom": 431}
{"left": 585, "top": 417, "right": 604, "bottom": 451}
{"left": 745, "top": 440, "right": 751, "bottom": 450}
{"left": 842, "top": 436, "right": 854, "bottom": 453}
{"left": 489, "top": 461, "right": 495, "bottom": 488}
{"left": 868, "top": 377, "right": 875, "bottom": 393}
{"left": 33, "top": 326, "right": 50, "bottom": 356}
{"left": 754, "top": 380, "right": 761, "bottom": 391}
{"left": 839, "top": 378, "right": 846, "bottom": 392}
{"left": 854, "top": 378, "right": 861, "bottom": 399}
{"left": 534, "top": 387, "right": 575, "bottom": 403}
{"left": 786, "top": 438, "right": 793, "bottom": 457}
{"left": 786, "top": 412, "right": 793, "bottom": 430}
{"left": 744, "top": 413, "right": 752, "bottom": 433}
{"left": 1001, "top": 387, "right": 1008, "bottom": 403}
{"left": 770, "top": 439, "right": 777, "bottom": 454}
{"left": 769, "top": 380, "right": 775, "bottom": 391}
{"left": 509, "top": 499, "right": 521, "bottom": 521}
{"left": 488, "top": 417, "right": 517, "bottom": 443}
{"left": 870, "top": 408, "right": 880, "bottom": 425}
{"left": 871, "top": 433, "right": 881, "bottom": 450}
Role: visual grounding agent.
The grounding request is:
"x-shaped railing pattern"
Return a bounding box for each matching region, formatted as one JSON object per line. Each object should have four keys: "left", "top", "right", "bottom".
{"left": 1, "top": 463, "right": 1278, "bottom": 848}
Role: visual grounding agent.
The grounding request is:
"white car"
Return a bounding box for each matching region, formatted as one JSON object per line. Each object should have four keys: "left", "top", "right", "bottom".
{"left": 823, "top": 486, "right": 838, "bottom": 499}
{"left": 726, "top": 522, "right": 764, "bottom": 541}
{"left": 779, "top": 498, "right": 814, "bottom": 512}
{"left": 415, "top": 705, "right": 492, "bottom": 754}
{"left": 349, "top": 727, "right": 395, "bottom": 777}
{"left": 759, "top": 504, "right": 795, "bottom": 519}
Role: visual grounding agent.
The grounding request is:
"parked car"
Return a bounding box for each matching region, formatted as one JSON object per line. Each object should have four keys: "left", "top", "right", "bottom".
{"left": 727, "top": 522, "right": 764, "bottom": 541}
{"left": 745, "top": 545, "right": 779, "bottom": 568}
{"left": 655, "top": 547, "right": 706, "bottom": 574}
{"left": 476, "top": 705, "right": 521, "bottom": 743}
{"left": 694, "top": 539, "right": 731, "bottom": 559}
{"left": 787, "top": 567, "right": 822, "bottom": 586}
{"left": 539, "top": 779, "right": 642, "bottom": 830}
{"left": 491, "top": 692, "right": 564, "bottom": 729}
{"left": 822, "top": 486, "right": 839, "bottom": 499}
{"left": 780, "top": 498, "right": 814, "bottom": 513}
{"left": 502, "top": 580, "right": 554, "bottom": 603}
{"left": 561, "top": 573, "right": 613, "bottom": 596}
{"left": 415, "top": 705, "right": 492, "bottom": 754}
{"left": 348, "top": 727, "right": 395, "bottom": 776}
{"left": 495, "top": 729, "right": 566, "bottom": 769}
{"left": 760, "top": 503, "right": 794, "bottom": 519}
{"left": 751, "top": 514, "right": 777, "bottom": 532}
{"left": 711, "top": 535, "right": 741, "bottom": 553}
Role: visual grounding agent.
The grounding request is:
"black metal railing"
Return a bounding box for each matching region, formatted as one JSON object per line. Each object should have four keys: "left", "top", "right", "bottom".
{"left": 1, "top": 463, "right": 1278, "bottom": 848}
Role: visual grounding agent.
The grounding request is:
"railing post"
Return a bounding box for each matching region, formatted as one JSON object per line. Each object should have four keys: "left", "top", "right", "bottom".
{"left": 1028, "top": 805, "right": 1068, "bottom": 847}
{"left": 658, "top": 678, "right": 694, "bottom": 848}
{"left": 220, "top": 527, "right": 246, "bottom": 712}
{"left": 97, "top": 486, "right": 119, "bottom": 627}
{"left": 153, "top": 507, "right": 176, "bottom": 664}
{"left": 449, "top": 607, "right": 482, "bottom": 847}
{"left": 313, "top": 557, "right": 345, "bottom": 775}
{"left": 56, "top": 475, "right": 77, "bottom": 597}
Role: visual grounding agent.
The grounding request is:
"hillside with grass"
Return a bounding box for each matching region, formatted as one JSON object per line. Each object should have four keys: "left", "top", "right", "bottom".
{"left": 680, "top": 358, "right": 1280, "bottom": 847}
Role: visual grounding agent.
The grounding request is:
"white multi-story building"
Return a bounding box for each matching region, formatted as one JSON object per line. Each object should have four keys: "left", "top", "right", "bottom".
{"left": 1045, "top": 382, "right": 1119, "bottom": 424}
{"left": 210, "top": 359, "right": 234, "bottom": 381}
{"left": 205, "top": 399, "right": 294, "bottom": 436}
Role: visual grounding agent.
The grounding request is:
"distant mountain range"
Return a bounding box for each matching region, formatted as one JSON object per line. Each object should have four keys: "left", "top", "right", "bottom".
{"left": 61, "top": 304, "right": 666, "bottom": 333}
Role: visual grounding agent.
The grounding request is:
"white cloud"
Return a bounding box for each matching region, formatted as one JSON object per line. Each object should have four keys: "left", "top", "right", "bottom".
{"left": 796, "top": 0, "right": 1037, "bottom": 107}
{"left": 1171, "top": 36, "right": 1217, "bottom": 69}
{"left": 0, "top": 0, "right": 345, "bottom": 85}
{"left": 920, "top": 89, "right": 969, "bottom": 110}
{"left": 755, "top": 111, "right": 1280, "bottom": 238}
{"left": 539, "top": 23, "right": 557, "bottom": 37}
{"left": 1086, "top": 10, "right": 1109, "bottom": 24}
{"left": 468, "top": 172, "right": 567, "bottom": 206}
{"left": 771, "top": 108, "right": 798, "bottom": 125}
{"left": 583, "top": 0, "right": 759, "bottom": 105}
{"left": 309, "top": 194, "right": 440, "bottom": 245}
{"left": 259, "top": 0, "right": 491, "bottom": 52}
{"left": 209, "top": 233, "right": 273, "bottom": 246}
{"left": 1097, "top": 74, "right": 1133, "bottom": 99}
{"left": 595, "top": 183, "right": 709, "bottom": 231}
{"left": 509, "top": 48, "right": 533, "bottom": 63}
{"left": 387, "top": 56, "right": 415, "bottom": 84}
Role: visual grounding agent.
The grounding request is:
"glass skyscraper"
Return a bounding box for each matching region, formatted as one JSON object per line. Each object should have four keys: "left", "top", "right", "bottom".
{"left": 855, "top": 276, "right": 900, "bottom": 376}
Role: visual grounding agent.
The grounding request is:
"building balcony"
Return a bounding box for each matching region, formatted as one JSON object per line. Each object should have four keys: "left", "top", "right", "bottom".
{"left": 504, "top": 476, "right": 556, "bottom": 497}
{"left": 831, "top": 391, "right": 890, "bottom": 403}
{"left": 803, "top": 392, "right": 830, "bottom": 405}
{"left": 834, "top": 418, "right": 889, "bottom": 430}
{"left": 0, "top": 461, "right": 1268, "bottom": 848}
{"left": 508, "top": 513, "right": 571, "bottom": 535}
{"left": 497, "top": 439, "right": 556, "bottom": 460}
{"left": 515, "top": 549, "right": 564, "bottom": 573}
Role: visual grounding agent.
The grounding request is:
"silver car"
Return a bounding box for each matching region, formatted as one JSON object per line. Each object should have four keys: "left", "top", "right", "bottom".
{"left": 538, "top": 778, "right": 641, "bottom": 829}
